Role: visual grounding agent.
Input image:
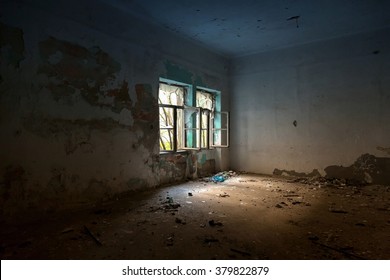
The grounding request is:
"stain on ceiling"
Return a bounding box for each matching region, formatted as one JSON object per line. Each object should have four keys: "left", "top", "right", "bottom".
{"left": 101, "top": 0, "right": 390, "bottom": 57}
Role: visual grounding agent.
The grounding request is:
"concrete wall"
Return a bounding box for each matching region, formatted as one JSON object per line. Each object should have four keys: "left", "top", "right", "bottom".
{"left": 0, "top": 0, "right": 229, "bottom": 217}
{"left": 231, "top": 28, "right": 390, "bottom": 184}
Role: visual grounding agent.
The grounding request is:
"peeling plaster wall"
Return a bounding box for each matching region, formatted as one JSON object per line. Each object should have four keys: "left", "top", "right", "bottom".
{"left": 231, "top": 28, "right": 390, "bottom": 184}
{"left": 0, "top": 0, "right": 229, "bottom": 217}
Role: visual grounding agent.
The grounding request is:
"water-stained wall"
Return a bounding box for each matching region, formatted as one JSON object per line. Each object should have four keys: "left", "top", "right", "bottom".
{"left": 0, "top": 0, "right": 229, "bottom": 217}
{"left": 231, "top": 27, "right": 390, "bottom": 184}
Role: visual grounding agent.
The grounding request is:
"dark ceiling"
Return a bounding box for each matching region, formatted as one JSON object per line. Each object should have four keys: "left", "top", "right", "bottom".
{"left": 101, "top": 0, "right": 390, "bottom": 57}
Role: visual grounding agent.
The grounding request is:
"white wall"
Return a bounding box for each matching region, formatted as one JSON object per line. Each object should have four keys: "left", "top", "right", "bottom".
{"left": 230, "top": 28, "right": 390, "bottom": 178}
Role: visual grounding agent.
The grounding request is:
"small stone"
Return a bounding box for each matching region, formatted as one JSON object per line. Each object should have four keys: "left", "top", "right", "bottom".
{"left": 188, "top": 192, "right": 193, "bottom": 196}
{"left": 275, "top": 204, "right": 283, "bottom": 208}
{"left": 308, "top": 234, "right": 319, "bottom": 241}
{"left": 209, "top": 220, "right": 223, "bottom": 226}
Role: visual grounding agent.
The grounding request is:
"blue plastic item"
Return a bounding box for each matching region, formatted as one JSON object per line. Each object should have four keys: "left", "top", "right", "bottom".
{"left": 211, "top": 175, "right": 225, "bottom": 182}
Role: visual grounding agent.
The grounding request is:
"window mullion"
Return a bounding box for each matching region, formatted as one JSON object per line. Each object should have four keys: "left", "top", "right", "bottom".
{"left": 173, "top": 107, "right": 177, "bottom": 152}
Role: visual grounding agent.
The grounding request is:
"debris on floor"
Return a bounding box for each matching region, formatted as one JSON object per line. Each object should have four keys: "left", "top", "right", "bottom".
{"left": 329, "top": 208, "right": 348, "bottom": 214}
{"left": 230, "top": 248, "right": 251, "bottom": 257}
{"left": 218, "top": 192, "right": 230, "bottom": 198}
{"left": 203, "top": 236, "right": 219, "bottom": 244}
{"left": 165, "top": 234, "right": 174, "bottom": 246}
{"left": 155, "top": 196, "right": 181, "bottom": 212}
{"left": 1, "top": 173, "right": 389, "bottom": 260}
{"left": 287, "top": 176, "right": 369, "bottom": 187}
{"left": 61, "top": 227, "right": 75, "bottom": 234}
{"left": 83, "top": 225, "right": 102, "bottom": 246}
{"left": 205, "top": 170, "right": 237, "bottom": 183}
{"left": 175, "top": 217, "right": 186, "bottom": 225}
{"left": 208, "top": 220, "right": 223, "bottom": 227}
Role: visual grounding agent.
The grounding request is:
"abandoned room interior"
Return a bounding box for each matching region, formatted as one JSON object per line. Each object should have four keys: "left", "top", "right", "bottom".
{"left": 0, "top": 0, "right": 389, "bottom": 260}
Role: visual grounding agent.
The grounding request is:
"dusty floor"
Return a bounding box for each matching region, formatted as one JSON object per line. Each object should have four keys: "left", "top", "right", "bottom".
{"left": 1, "top": 173, "right": 389, "bottom": 260}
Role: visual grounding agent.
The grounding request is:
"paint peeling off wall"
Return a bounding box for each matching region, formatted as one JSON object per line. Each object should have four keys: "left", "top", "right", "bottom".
{"left": 38, "top": 37, "right": 131, "bottom": 113}
{"left": 377, "top": 146, "right": 390, "bottom": 155}
{"left": 132, "top": 84, "right": 159, "bottom": 150}
{"left": 325, "top": 154, "right": 390, "bottom": 185}
{"left": 159, "top": 150, "right": 218, "bottom": 185}
{"left": 0, "top": 0, "right": 229, "bottom": 219}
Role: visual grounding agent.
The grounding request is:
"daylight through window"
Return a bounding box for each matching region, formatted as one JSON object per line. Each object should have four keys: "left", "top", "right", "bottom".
{"left": 159, "top": 79, "right": 229, "bottom": 152}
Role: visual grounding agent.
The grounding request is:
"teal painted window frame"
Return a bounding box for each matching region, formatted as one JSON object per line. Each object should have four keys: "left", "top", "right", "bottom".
{"left": 159, "top": 78, "right": 229, "bottom": 153}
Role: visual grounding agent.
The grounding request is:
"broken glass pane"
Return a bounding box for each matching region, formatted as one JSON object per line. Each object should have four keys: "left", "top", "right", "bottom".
{"left": 159, "top": 83, "right": 184, "bottom": 106}
{"left": 196, "top": 90, "right": 213, "bottom": 110}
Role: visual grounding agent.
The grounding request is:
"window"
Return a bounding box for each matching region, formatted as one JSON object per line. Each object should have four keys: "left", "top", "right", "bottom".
{"left": 159, "top": 78, "right": 229, "bottom": 152}
{"left": 196, "top": 89, "right": 214, "bottom": 149}
{"left": 158, "top": 82, "right": 186, "bottom": 152}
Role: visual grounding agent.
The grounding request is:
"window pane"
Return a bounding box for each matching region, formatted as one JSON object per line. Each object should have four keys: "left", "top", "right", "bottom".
{"left": 211, "top": 111, "right": 229, "bottom": 147}
{"left": 184, "top": 108, "right": 198, "bottom": 147}
{"left": 159, "top": 83, "right": 184, "bottom": 106}
{"left": 201, "top": 110, "right": 209, "bottom": 128}
{"left": 177, "top": 108, "right": 183, "bottom": 149}
{"left": 159, "top": 107, "right": 174, "bottom": 128}
{"left": 213, "top": 130, "right": 228, "bottom": 146}
{"left": 183, "top": 107, "right": 200, "bottom": 149}
{"left": 160, "top": 129, "right": 174, "bottom": 151}
{"left": 159, "top": 107, "right": 174, "bottom": 151}
{"left": 196, "top": 91, "right": 213, "bottom": 110}
{"left": 201, "top": 130, "right": 208, "bottom": 148}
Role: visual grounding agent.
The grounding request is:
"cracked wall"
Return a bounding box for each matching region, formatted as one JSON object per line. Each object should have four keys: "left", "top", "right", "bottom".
{"left": 0, "top": 0, "right": 229, "bottom": 218}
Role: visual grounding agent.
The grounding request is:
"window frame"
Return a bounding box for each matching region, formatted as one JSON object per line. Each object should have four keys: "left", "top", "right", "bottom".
{"left": 159, "top": 79, "right": 229, "bottom": 153}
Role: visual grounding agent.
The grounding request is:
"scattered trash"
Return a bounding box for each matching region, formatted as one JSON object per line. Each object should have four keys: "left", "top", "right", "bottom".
{"left": 311, "top": 240, "right": 364, "bottom": 259}
{"left": 175, "top": 218, "right": 186, "bottom": 225}
{"left": 204, "top": 236, "right": 219, "bottom": 243}
{"left": 83, "top": 225, "right": 102, "bottom": 246}
{"left": 155, "top": 196, "right": 181, "bottom": 212}
{"left": 308, "top": 234, "right": 319, "bottom": 241}
{"left": 329, "top": 208, "right": 348, "bottom": 214}
{"left": 166, "top": 234, "right": 174, "bottom": 246}
{"left": 230, "top": 248, "right": 251, "bottom": 256}
{"left": 288, "top": 176, "right": 368, "bottom": 187}
{"left": 61, "top": 227, "right": 74, "bottom": 234}
{"left": 137, "top": 220, "right": 148, "bottom": 226}
{"left": 218, "top": 193, "right": 230, "bottom": 198}
{"left": 287, "top": 220, "right": 299, "bottom": 226}
{"left": 212, "top": 175, "right": 225, "bottom": 182}
{"left": 207, "top": 170, "right": 237, "bottom": 183}
{"left": 208, "top": 220, "right": 223, "bottom": 227}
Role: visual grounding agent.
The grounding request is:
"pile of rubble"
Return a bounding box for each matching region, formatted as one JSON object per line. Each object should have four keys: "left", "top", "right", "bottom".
{"left": 288, "top": 176, "right": 367, "bottom": 187}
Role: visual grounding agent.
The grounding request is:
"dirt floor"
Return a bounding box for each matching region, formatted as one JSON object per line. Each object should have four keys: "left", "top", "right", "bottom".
{"left": 1, "top": 173, "right": 389, "bottom": 260}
